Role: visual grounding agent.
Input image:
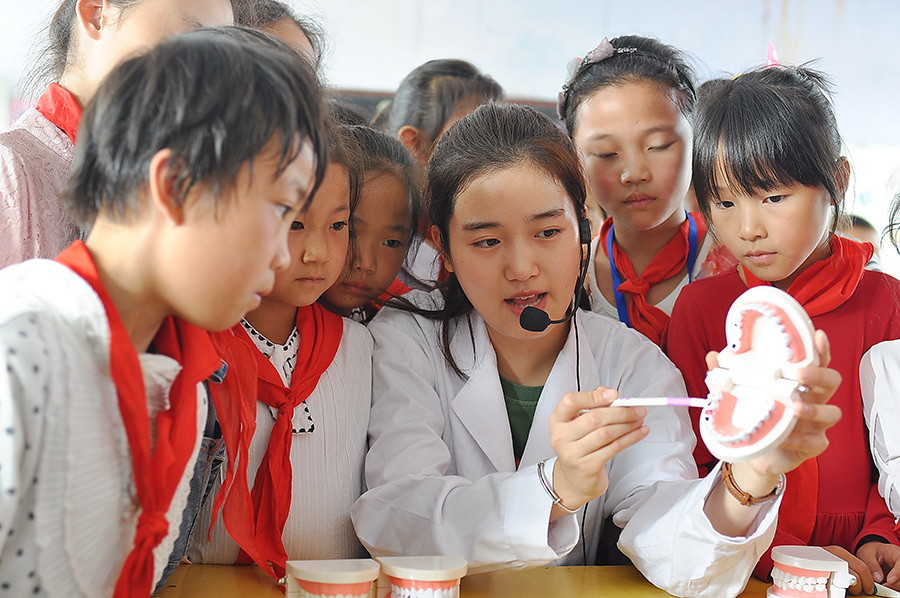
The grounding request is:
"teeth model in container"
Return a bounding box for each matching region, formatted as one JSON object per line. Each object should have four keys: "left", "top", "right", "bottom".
{"left": 285, "top": 559, "right": 380, "bottom": 598}
{"left": 701, "top": 286, "right": 818, "bottom": 462}
{"left": 768, "top": 546, "right": 857, "bottom": 598}
{"left": 377, "top": 556, "right": 467, "bottom": 598}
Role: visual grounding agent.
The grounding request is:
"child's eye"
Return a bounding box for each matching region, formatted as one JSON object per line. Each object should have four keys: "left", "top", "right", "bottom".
{"left": 279, "top": 204, "right": 295, "bottom": 218}
{"left": 384, "top": 239, "right": 405, "bottom": 249}
{"left": 537, "top": 229, "right": 561, "bottom": 239}
{"left": 765, "top": 195, "right": 786, "bottom": 204}
{"left": 290, "top": 221, "right": 304, "bottom": 231}
{"left": 474, "top": 238, "right": 500, "bottom": 248}
{"left": 331, "top": 221, "right": 348, "bottom": 231}
{"left": 594, "top": 152, "right": 616, "bottom": 159}
{"left": 649, "top": 141, "right": 675, "bottom": 151}
{"left": 713, "top": 200, "right": 735, "bottom": 210}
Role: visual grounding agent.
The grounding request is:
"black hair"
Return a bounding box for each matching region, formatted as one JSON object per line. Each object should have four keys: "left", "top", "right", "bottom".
{"left": 26, "top": 0, "right": 247, "bottom": 95}
{"left": 63, "top": 26, "right": 328, "bottom": 227}
{"left": 325, "top": 98, "right": 370, "bottom": 127}
{"left": 379, "top": 59, "right": 505, "bottom": 150}
{"left": 412, "top": 102, "right": 586, "bottom": 377}
{"left": 561, "top": 35, "right": 697, "bottom": 136}
{"left": 887, "top": 193, "right": 900, "bottom": 252}
{"left": 236, "top": 0, "right": 324, "bottom": 65}
{"left": 692, "top": 65, "right": 845, "bottom": 237}
{"left": 842, "top": 213, "right": 876, "bottom": 233}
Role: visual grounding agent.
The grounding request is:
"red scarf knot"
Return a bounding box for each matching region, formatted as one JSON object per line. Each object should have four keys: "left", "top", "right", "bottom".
{"left": 619, "top": 276, "right": 651, "bottom": 296}
{"left": 600, "top": 213, "right": 707, "bottom": 346}
{"left": 136, "top": 511, "right": 170, "bottom": 545}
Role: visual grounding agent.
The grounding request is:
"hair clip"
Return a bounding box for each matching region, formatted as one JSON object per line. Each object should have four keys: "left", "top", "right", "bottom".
{"left": 766, "top": 41, "right": 780, "bottom": 68}
{"left": 556, "top": 38, "right": 639, "bottom": 120}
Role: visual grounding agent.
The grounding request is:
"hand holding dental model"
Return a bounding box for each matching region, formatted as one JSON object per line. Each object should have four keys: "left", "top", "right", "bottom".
{"left": 702, "top": 286, "right": 819, "bottom": 463}
{"left": 548, "top": 287, "right": 842, "bottom": 536}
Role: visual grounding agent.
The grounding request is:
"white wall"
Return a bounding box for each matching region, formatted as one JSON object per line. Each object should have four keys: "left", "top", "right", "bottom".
{"left": 4, "top": 0, "right": 899, "bottom": 263}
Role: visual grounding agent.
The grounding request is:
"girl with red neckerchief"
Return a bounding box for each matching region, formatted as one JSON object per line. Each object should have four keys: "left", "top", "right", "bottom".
{"left": 666, "top": 65, "right": 900, "bottom": 594}
{"left": 557, "top": 35, "right": 734, "bottom": 347}
{"left": 0, "top": 29, "right": 328, "bottom": 598}
{"left": 188, "top": 124, "right": 373, "bottom": 578}
{"left": 0, "top": 0, "right": 234, "bottom": 268}
{"left": 318, "top": 125, "right": 422, "bottom": 324}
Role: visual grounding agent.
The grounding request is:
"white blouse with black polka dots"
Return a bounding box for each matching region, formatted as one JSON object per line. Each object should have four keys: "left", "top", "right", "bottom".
{"left": 0, "top": 260, "right": 206, "bottom": 598}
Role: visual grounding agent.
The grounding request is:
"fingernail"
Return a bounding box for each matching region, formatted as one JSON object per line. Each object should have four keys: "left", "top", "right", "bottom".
{"left": 874, "top": 570, "right": 883, "bottom": 583}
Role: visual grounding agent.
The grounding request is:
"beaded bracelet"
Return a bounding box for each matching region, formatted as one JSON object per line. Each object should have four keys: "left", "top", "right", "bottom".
{"left": 537, "top": 459, "right": 579, "bottom": 514}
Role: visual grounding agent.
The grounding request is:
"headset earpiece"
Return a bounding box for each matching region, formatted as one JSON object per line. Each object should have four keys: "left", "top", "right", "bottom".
{"left": 579, "top": 217, "right": 591, "bottom": 246}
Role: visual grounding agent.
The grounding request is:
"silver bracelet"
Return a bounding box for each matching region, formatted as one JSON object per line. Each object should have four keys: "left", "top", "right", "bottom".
{"left": 537, "top": 458, "right": 579, "bottom": 514}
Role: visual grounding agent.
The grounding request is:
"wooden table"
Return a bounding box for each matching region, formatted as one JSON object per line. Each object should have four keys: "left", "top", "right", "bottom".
{"left": 156, "top": 564, "right": 771, "bottom": 597}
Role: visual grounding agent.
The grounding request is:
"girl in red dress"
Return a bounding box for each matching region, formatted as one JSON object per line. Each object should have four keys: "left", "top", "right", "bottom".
{"left": 666, "top": 65, "right": 900, "bottom": 593}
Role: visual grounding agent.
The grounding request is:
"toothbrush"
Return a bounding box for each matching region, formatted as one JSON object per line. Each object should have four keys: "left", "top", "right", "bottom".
{"left": 610, "top": 397, "right": 708, "bottom": 408}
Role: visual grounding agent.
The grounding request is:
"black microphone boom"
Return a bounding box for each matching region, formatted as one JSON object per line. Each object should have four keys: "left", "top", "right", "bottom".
{"left": 519, "top": 305, "right": 574, "bottom": 332}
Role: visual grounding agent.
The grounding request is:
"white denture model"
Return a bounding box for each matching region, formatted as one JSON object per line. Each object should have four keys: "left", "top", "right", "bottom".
{"left": 701, "top": 286, "right": 818, "bottom": 463}
{"left": 768, "top": 546, "right": 856, "bottom": 598}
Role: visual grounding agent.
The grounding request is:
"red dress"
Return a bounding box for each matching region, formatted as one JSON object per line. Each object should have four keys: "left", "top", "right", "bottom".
{"left": 666, "top": 267, "right": 900, "bottom": 579}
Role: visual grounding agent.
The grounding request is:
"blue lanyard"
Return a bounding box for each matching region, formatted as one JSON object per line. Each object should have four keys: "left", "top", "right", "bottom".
{"left": 607, "top": 212, "right": 699, "bottom": 328}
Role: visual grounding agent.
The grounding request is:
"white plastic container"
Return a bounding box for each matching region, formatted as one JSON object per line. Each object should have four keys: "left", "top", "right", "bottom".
{"left": 377, "top": 556, "right": 467, "bottom": 598}
{"left": 285, "top": 559, "right": 380, "bottom": 598}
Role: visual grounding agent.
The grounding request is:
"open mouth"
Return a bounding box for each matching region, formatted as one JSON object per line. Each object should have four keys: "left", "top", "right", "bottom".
{"left": 727, "top": 301, "right": 808, "bottom": 365}
{"left": 505, "top": 293, "right": 545, "bottom": 310}
{"left": 701, "top": 390, "right": 785, "bottom": 447}
{"left": 701, "top": 286, "right": 816, "bottom": 462}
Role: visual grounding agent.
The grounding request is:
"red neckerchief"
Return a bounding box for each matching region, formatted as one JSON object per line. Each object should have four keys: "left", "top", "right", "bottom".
{"left": 34, "top": 83, "right": 82, "bottom": 144}
{"left": 55, "top": 241, "right": 220, "bottom": 598}
{"left": 600, "top": 212, "right": 707, "bottom": 345}
{"left": 741, "top": 235, "right": 873, "bottom": 543}
{"left": 205, "top": 330, "right": 269, "bottom": 574}
{"left": 234, "top": 304, "right": 343, "bottom": 578}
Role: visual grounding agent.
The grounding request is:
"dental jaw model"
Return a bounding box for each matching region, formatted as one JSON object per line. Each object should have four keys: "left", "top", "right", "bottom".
{"left": 701, "top": 286, "right": 818, "bottom": 462}
{"left": 768, "top": 546, "right": 856, "bottom": 598}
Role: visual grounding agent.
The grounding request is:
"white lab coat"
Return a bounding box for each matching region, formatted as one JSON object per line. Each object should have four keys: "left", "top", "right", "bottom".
{"left": 860, "top": 340, "right": 900, "bottom": 522}
{"left": 351, "top": 301, "right": 779, "bottom": 598}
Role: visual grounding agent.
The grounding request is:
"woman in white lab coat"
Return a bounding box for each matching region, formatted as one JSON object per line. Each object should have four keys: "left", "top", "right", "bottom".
{"left": 350, "top": 103, "right": 841, "bottom": 598}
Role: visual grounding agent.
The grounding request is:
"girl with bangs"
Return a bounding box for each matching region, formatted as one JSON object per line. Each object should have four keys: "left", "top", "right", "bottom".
{"left": 667, "top": 66, "right": 900, "bottom": 592}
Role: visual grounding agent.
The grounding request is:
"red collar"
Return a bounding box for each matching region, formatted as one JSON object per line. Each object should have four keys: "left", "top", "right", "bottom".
{"left": 35, "top": 83, "right": 82, "bottom": 144}
{"left": 741, "top": 235, "right": 872, "bottom": 317}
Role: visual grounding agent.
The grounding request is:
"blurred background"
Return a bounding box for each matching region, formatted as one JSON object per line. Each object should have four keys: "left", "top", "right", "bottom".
{"left": 4, "top": 0, "right": 899, "bottom": 270}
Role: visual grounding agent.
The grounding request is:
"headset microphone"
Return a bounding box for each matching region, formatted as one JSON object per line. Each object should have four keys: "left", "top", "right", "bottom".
{"left": 519, "top": 305, "right": 573, "bottom": 332}
{"left": 518, "top": 215, "right": 592, "bottom": 333}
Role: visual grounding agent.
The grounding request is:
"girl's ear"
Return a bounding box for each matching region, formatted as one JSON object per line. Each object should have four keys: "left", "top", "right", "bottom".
{"left": 147, "top": 149, "right": 186, "bottom": 226}
{"left": 398, "top": 126, "right": 429, "bottom": 168}
{"left": 430, "top": 224, "right": 452, "bottom": 272}
{"left": 834, "top": 156, "right": 851, "bottom": 199}
{"left": 75, "top": 0, "right": 105, "bottom": 42}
